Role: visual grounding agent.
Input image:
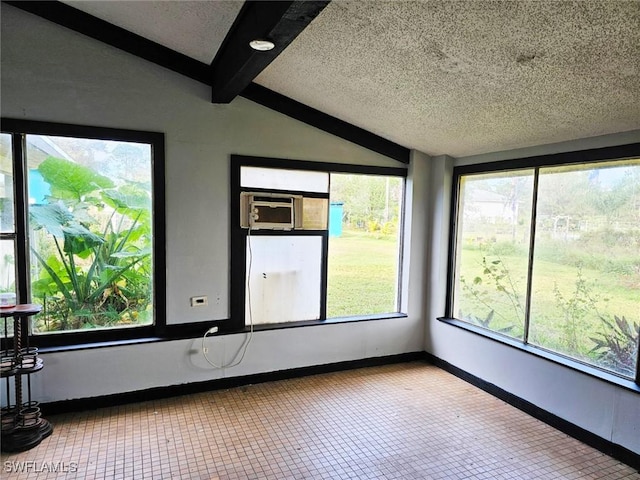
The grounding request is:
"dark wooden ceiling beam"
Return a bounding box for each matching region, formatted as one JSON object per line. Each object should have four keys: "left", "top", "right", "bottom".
{"left": 4, "top": 0, "right": 410, "bottom": 163}
{"left": 242, "top": 84, "right": 411, "bottom": 164}
{"left": 210, "top": 1, "right": 329, "bottom": 104}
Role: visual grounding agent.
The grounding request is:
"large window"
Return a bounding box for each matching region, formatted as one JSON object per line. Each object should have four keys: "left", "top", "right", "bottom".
{"left": 1, "top": 119, "right": 165, "bottom": 347}
{"left": 447, "top": 146, "right": 640, "bottom": 384}
{"left": 327, "top": 174, "right": 403, "bottom": 317}
{"left": 230, "top": 156, "right": 405, "bottom": 332}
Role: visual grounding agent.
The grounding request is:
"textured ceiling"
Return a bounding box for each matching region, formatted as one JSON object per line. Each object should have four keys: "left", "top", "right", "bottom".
{"left": 52, "top": 1, "right": 640, "bottom": 158}
{"left": 256, "top": 1, "right": 640, "bottom": 157}
{"left": 63, "top": 1, "right": 243, "bottom": 64}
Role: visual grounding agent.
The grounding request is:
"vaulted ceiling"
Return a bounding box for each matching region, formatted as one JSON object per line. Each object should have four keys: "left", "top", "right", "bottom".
{"left": 7, "top": 1, "right": 640, "bottom": 160}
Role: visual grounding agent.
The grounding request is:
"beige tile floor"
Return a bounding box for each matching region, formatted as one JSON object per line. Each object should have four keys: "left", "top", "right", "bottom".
{"left": 1, "top": 362, "right": 638, "bottom": 479}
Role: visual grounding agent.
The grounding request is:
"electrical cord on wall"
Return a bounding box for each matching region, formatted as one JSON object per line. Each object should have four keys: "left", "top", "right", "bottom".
{"left": 202, "top": 226, "right": 254, "bottom": 369}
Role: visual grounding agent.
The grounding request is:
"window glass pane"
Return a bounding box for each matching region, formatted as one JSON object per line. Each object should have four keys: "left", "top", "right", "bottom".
{"left": 301, "top": 197, "right": 328, "bottom": 230}
{"left": 25, "top": 135, "right": 154, "bottom": 334}
{"left": 0, "top": 240, "right": 17, "bottom": 337}
{"left": 453, "top": 170, "right": 534, "bottom": 340}
{"left": 529, "top": 159, "right": 640, "bottom": 378}
{"left": 245, "top": 236, "right": 322, "bottom": 324}
{"left": 0, "top": 133, "right": 14, "bottom": 233}
{"left": 0, "top": 239, "right": 16, "bottom": 298}
{"left": 241, "top": 166, "right": 329, "bottom": 193}
{"left": 327, "top": 174, "right": 403, "bottom": 317}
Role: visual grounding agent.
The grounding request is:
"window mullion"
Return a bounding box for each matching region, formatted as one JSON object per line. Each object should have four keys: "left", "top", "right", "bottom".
{"left": 522, "top": 168, "right": 540, "bottom": 345}
{"left": 321, "top": 174, "right": 332, "bottom": 320}
{"left": 635, "top": 335, "right": 640, "bottom": 386}
{"left": 394, "top": 180, "right": 406, "bottom": 313}
{"left": 320, "top": 232, "right": 328, "bottom": 320}
{"left": 12, "top": 133, "right": 29, "bottom": 306}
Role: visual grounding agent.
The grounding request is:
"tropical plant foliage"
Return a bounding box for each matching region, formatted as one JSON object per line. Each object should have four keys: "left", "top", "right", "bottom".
{"left": 30, "top": 156, "right": 153, "bottom": 332}
{"left": 590, "top": 315, "right": 639, "bottom": 377}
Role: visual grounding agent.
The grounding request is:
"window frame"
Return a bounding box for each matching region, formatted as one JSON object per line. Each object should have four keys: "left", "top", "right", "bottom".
{"left": 228, "top": 155, "right": 407, "bottom": 334}
{"left": 0, "top": 118, "right": 166, "bottom": 348}
{"left": 442, "top": 142, "right": 640, "bottom": 389}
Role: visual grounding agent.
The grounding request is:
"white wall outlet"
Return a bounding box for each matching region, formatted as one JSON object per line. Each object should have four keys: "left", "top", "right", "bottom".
{"left": 190, "top": 296, "right": 208, "bottom": 307}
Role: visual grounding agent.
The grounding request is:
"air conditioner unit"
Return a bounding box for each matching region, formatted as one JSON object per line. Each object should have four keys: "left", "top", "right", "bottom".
{"left": 240, "top": 192, "right": 303, "bottom": 230}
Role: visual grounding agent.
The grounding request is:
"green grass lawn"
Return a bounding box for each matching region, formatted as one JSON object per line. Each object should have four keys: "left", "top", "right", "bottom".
{"left": 327, "top": 231, "right": 399, "bottom": 318}
{"left": 324, "top": 228, "right": 637, "bottom": 375}
{"left": 457, "top": 245, "right": 639, "bottom": 363}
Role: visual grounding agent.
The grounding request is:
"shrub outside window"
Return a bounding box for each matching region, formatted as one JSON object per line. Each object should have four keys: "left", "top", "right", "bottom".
{"left": 450, "top": 156, "right": 640, "bottom": 381}
{"left": 1, "top": 119, "right": 165, "bottom": 347}
{"left": 26, "top": 135, "right": 155, "bottom": 334}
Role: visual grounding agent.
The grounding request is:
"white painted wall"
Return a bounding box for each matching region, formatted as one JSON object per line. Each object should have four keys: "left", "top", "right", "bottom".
{"left": 0, "top": 5, "right": 424, "bottom": 402}
{"left": 423, "top": 138, "right": 640, "bottom": 455}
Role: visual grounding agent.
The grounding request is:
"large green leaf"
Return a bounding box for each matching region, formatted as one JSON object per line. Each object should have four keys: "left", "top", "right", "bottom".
{"left": 31, "top": 277, "right": 61, "bottom": 297}
{"left": 69, "top": 203, "right": 98, "bottom": 225}
{"left": 87, "top": 258, "right": 145, "bottom": 303}
{"left": 30, "top": 203, "right": 74, "bottom": 238}
{"left": 38, "top": 156, "right": 114, "bottom": 200}
{"left": 102, "top": 184, "right": 151, "bottom": 212}
{"left": 62, "top": 224, "right": 104, "bottom": 255}
{"left": 30, "top": 248, "right": 75, "bottom": 303}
